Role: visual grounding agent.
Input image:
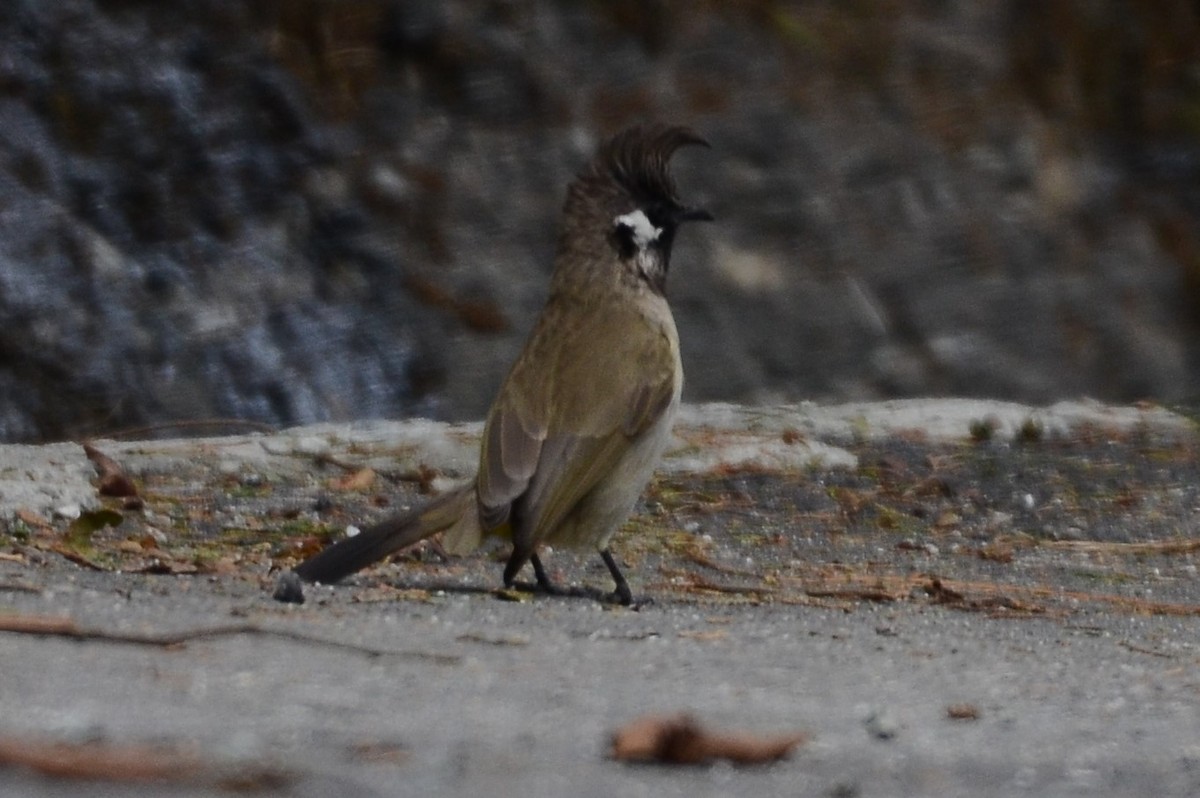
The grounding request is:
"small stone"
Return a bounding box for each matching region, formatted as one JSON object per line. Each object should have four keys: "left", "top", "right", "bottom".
{"left": 292, "top": 436, "right": 331, "bottom": 457}
{"left": 865, "top": 709, "right": 900, "bottom": 740}
{"left": 53, "top": 504, "right": 82, "bottom": 521}
{"left": 363, "top": 164, "right": 414, "bottom": 208}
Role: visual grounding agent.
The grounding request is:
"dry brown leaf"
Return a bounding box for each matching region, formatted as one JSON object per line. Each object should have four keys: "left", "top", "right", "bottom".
{"left": 1044, "top": 538, "right": 1200, "bottom": 556}
{"left": 0, "top": 736, "right": 200, "bottom": 782}
{"left": 332, "top": 467, "right": 377, "bottom": 492}
{"left": 348, "top": 739, "right": 409, "bottom": 765}
{"left": 290, "top": 536, "right": 328, "bottom": 560}
{"left": 0, "top": 735, "right": 290, "bottom": 788}
{"left": 925, "top": 578, "right": 965, "bottom": 604}
{"left": 676, "top": 629, "right": 729, "bottom": 642}
{"left": 610, "top": 713, "right": 808, "bottom": 766}
{"left": 947, "top": 703, "right": 981, "bottom": 720}
{"left": 15, "top": 509, "right": 52, "bottom": 529}
{"left": 977, "top": 542, "right": 1015, "bottom": 563}
{"left": 781, "top": 428, "right": 804, "bottom": 445}
{"left": 0, "top": 613, "right": 78, "bottom": 635}
{"left": 82, "top": 443, "right": 140, "bottom": 499}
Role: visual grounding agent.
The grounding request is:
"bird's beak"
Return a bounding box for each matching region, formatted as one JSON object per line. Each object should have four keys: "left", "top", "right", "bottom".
{"left": 676, "top": 206, "right": 714, "bottom": 224}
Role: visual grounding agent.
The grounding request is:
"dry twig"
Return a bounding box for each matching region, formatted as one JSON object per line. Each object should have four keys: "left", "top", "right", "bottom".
{"left": 0, "top": 612, "right": 459, "bottom": 663}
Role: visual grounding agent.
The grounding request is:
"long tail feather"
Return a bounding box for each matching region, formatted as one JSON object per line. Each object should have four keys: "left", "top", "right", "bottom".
{"left": 293, "top": 483, "right": 476, "bottom": 584}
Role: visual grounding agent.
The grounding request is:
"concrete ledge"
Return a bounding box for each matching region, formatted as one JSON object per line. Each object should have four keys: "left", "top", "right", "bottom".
{"left": 2, "top": 399, "right": 1192, "bottom": 520}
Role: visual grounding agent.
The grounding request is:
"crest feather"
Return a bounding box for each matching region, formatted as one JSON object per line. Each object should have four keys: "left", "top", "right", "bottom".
{"left": 586, "top": 124, "right": 709, "bottom": 206}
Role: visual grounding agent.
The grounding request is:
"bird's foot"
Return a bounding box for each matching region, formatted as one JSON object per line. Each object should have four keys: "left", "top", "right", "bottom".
{"left": 496, "top": 551, "right": 645, "bottom": 607}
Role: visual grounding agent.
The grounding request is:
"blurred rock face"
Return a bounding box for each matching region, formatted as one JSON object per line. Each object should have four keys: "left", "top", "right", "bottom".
{"left": 0, "top": 1, "right": 1198, "bottom": 442}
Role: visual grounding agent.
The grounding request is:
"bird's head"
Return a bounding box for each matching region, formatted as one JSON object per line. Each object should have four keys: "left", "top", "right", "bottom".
{"left": 557, "top": 125, "right": 711, "bottom": 296}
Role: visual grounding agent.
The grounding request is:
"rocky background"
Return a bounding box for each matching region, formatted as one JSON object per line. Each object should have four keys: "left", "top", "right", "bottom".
{"left": 2, "top": 0, "right": 1199, "bottom": 443}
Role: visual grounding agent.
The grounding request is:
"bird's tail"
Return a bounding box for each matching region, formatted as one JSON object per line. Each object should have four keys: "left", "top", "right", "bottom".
{"left": 293, "top": 482, "right": 479, "bottom": 584}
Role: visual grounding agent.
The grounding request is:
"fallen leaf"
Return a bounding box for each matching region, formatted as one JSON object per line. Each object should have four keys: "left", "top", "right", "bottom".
{"left": 15, "top": 509, "right": 52, "bottom": 529}
{"left": 289, "top": 536, "right": 329, "bottom": 560}
{"left": 0, "top": 734, "right": 290, "bottom": 788}
{"left": 0, "top": 613, "right": 77, "bottom": 635}
{"left": 493, "top": 587, "right": 532, "bottom": 603}
{"left": 610, "top": 713, "right": 808, "bottom": 765}
{"left": 82, "top": 443, "right": 140, "bottom": 499}
{"left": 332, "top": 467, "right": 376, "bottom": 492}
{"left": 0, "top": 737, "right": 197, "bottom": 782}
{"left": 677, "top": 629, "right": 728, "bottom": 642}
{"left": 348, "top": 740, "right": 409, "bottom": 765}
{"left": 946, "top": 703, "right": 981, "bottom": 721}
{"left": 977, "top": 542, "right": 1014, "bottom": 563}
{"left": 924, "top": 578, "right": 964, "bottom": 604}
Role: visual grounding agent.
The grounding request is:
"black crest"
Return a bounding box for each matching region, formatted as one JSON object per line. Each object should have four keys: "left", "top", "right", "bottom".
{"left": 585, "top": 125, "right": 709, "bottom": 207}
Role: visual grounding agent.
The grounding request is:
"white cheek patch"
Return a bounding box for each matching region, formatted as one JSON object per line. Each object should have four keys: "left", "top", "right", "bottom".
{"left": 614, "top": 209, "right": 662, "bottom": 250}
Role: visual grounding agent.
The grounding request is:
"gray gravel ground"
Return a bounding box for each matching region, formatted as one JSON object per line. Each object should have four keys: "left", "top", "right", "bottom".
{"left": 2, "top": 400, "right": 1199, "bottom": 797}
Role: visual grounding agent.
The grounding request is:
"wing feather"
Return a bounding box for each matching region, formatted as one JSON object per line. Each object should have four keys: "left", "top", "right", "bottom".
{"left": 476, "top": 296, "right": 678, "bottom": 546}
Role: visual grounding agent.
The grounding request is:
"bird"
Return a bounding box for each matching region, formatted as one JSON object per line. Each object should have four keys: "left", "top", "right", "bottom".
{"left": 287, "top": 124, "right": 712, "bottom": 605}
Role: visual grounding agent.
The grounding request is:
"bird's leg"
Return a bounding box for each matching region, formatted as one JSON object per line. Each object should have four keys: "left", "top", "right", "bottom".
{"left": 507, "top": 546, "right": 635, "bottom": 605}
{"left": 504, "top": 546, "right": 563, "bottom": 596}
{"left": 502, "top": 544, "right": 532, "bottom": 590}
{"left": 600, "top": 549, "right": 634, "bottom": 606}
{"left": 529, "top": 552, "right": 563, "bottom": 594}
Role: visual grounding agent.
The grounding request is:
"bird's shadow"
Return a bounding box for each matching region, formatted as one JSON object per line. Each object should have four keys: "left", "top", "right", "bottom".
{"left": 341, "top": 574, "right": 641, "bottom": 606}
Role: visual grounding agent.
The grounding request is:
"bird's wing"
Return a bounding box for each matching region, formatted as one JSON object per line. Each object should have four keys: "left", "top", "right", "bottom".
{"left": 476, "top": 296, "right": 678, "bottom": 542}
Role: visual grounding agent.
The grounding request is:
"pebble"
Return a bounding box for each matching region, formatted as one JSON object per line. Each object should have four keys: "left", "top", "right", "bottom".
{"left": 292, "top": 436, "right": 331, "bottom": 457}
{"left": 864, "top": 709, "right": 900, "bottom": 740}
{"left": 53, "top": 503, "right": 82, "bottom": 520}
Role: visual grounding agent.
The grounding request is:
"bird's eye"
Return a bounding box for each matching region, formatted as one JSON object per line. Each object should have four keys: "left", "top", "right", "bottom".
{"left": 613, "top": 221, "right": 638, "bottom": 259}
